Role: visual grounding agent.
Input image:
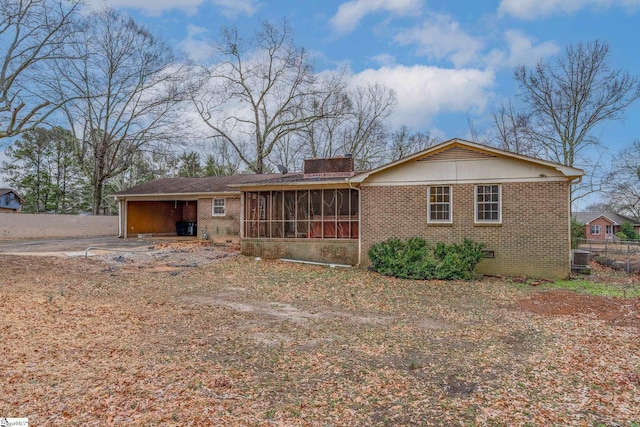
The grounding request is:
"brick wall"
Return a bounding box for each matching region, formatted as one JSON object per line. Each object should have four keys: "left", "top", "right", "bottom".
{"left": 361, "top": 181, "right": 571, "bottom": 279}
{"left": 197, "top": 197, "right": 241, "bottom": 243}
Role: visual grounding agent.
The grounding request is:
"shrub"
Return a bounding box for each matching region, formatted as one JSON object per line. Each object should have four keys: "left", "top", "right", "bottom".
{"left": 368, "top": 237, "right": 486, "bottom": 280}
{"left": 620, "top": 221, "right": 638, "bottom": 240}
{"left": 570, "top": 217, "right": 585, "bottom": 249}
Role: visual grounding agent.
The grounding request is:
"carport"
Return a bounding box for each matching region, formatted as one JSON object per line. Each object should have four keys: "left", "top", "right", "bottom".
{"left": 113, "top": 175, "right": 279, "bottom": 240}
{"left": 121, "top": 198, "right": 198, "bottom": 237}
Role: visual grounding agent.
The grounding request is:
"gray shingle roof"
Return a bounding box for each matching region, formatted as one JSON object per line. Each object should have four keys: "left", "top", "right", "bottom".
{"left": 573, "top": 212, "right": 640, "bottom": 226}
{"left": 112, "top": 174, "right": 281, "bottom": 196}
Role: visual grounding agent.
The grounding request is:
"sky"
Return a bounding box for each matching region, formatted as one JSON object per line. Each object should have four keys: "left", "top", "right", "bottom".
{"left": 91, "top": 0, "right": 640, "bottom": 145}
{"left": 2, "top": 0, "right": 640, "bottom": 206}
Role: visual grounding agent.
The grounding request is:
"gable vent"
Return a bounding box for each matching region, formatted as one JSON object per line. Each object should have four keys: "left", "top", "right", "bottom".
{"left": 419, "top": 146, "right": 496, "bottom": 162}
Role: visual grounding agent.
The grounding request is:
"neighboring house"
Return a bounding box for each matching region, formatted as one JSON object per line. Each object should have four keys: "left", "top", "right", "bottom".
{"left": 0, "top": 188, "right": 24, "bottom": 213}
{"left": 573, "top": 212, "right": 640, "bottom": 240}
{"left": 114, "top": 139, "right": 584, "bottom": 279}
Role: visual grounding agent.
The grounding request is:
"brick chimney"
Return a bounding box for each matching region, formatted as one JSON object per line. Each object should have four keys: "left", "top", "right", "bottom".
{"left": 303, "top": 156, "right": 355, "bottom": 179}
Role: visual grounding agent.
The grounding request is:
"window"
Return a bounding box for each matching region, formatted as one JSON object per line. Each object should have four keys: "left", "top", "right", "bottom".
{"left": 590, "top": 225, "right": 601, "bottom": 235}
{"left": 212, "top": 198, "right": 226, "bottom": 216}
{"left": 475, "top": 184, "right": 501, "bottom": 223}
{"left": 428, "top": 186, "right": 451, "bottom": 223}
{"left": 605, "top": 225, "right": 613, "bottom": 235}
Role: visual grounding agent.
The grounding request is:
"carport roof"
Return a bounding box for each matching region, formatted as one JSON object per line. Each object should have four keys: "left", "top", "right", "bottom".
{"left": 112, "top": 174, "right": 281, "bottom": 197}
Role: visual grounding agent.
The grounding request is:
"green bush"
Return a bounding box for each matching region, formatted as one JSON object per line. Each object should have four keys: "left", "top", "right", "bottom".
{"left": 571, "top": 217, "right": 585, "bottom": 249}
{"left": 620, "top": 221, "right": 638, "bottom": 240}
{"left": 368, "top": 237, "right": 486, "bottom": 280}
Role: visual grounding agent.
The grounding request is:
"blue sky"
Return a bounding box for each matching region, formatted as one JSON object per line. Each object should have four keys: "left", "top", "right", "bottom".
{"left": 2, "top": 0, "right": 639, "bottom": 203}
{"left": 96, "top": 0, "right": 640, "bottom": 153}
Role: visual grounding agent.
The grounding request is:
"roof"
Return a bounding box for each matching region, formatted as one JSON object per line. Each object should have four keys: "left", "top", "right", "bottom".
{"left": 349, "top": 138, "right": 585, "bottom": 183}
{"left": 113, "top": 138, "right": 585, "bottom": 197}
{"left": 230, "top": 171, "right": 369, "bottom": 189}
{"left": 0, "top": 188, "right": 24, "bottom": 202}
{"left": 573, "top": 212, "right": 640, "bottom": 226}
{"left": 112, "top": 174, "right": 280, "bottom": 198}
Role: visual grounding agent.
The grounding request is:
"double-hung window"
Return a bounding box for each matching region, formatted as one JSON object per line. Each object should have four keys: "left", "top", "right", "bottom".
{"left": 475, "top": 184, "right": 501, "bottom": 223}
{"left": 590, "top": 225, "right": 601, "bottom": 235}
{"left": 428, "top": 186, "right": 451, "bottom": 223}
{"left": 212, "top": 198, "right": 226, "bottom": 216}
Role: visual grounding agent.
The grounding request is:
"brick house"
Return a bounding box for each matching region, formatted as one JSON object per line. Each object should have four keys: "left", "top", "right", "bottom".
{"left": 114, "top": 139, "right": 583, "bottom": 279}
{"left": 234, "top": 139, "right": 583, "bottom": 279}
{"left": 112, "top": 175, "right": 278, "bottom": 242}
{"left": 573, "top": 212, "right": 640, "bottom": 241}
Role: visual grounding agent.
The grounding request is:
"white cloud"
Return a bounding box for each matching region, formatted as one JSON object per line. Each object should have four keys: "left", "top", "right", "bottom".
{"left": 210, "top": 0, "right": 261, "bottom": 18}
{"left": 498, "top": 0, "right": 640, "bottom": 19}
{"left": 394, "top": 13, "right": 484, "bottom": 67}
{"left": 88, "top": 0, "right": 260, "bottom": 17}
{"left": 179, "top": 24, "right": 217, "bottom": 62}
{"left": 370, "top": 53, "right": 397, "bottom": 67}
{"left": 350, "top": 65, "right": 495, "bottom": 129}
{"left": 485, "top": 30, "right": 560, "bottom": 68}
{"left": 330, "top": 0, "right": 424, "bottom": 35}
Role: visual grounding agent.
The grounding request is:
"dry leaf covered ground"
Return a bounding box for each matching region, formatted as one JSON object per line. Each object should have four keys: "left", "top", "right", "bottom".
{"left": 1, "top": 241, "right": 639, "bottom": 426}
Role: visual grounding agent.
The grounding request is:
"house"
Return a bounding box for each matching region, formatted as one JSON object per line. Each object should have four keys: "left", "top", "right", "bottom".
{"left": 573, "top": 212, "right": 640, "bottom": 240}
{"left": 114, "top": 139, "right": 584, "bottom": 279}
{"left": 112, "top": 174, "right": 279, "bottom": 241}
{"left": 0, "top": 188, "right": 24, "bottom": 213}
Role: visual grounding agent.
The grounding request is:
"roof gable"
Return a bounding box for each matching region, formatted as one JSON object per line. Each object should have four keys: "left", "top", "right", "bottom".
{"left": 351, "top": 138, "right": 584, "bottom": 185}
{"left": 0, "top": 188, "right": 24, "bottom": 202}
{"left": 417, "top": 145, "right": 496, "bottom": 162}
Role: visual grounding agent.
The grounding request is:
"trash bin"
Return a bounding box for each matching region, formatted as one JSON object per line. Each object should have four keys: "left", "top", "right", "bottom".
{"left": 185, "top": 221, "right": 197, "bottom": 236}
{"left": 176, "top": 221, "right": 187, "bottom": 236}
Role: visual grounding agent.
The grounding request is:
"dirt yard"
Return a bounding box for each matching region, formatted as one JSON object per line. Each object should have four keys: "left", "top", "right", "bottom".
{"left": 1, "top": 241, "right": 639, "bottom": 426}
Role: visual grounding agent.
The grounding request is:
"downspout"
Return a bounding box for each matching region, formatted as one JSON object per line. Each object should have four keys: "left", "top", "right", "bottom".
{"left": 347, "top": 179, "right": 361, "bottom": 267}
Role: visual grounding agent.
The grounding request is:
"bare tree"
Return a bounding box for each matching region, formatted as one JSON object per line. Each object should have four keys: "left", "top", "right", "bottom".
{"left": 604, "top": 140, "right": 640, "bottom": 218}
{"left": 296, "top": 83, "right": 396, "bottom": 169}
{"left": 514, "top": 40, "right": 640, "bottom": 201}
{"left": 490, "top": 100, "right": 540, "bottom": 157}
{"left": 192, "top": 20, "right": 349, "bottom": 174}
{"left": 0, "top": 0, "right": 80, "bottom": 141}
{"left": 386, "top": 125, "right": 438, "bottom": 161}
{"left": 50, "top": 9, "right": 185, "bottom": 214}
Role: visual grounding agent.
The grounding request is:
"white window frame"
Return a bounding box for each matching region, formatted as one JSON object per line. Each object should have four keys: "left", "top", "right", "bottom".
{"left": 212, "top": 198, "right": 226, "bottom": 216}
{"left": 590, "top": 225, "right": 601, "bottom": 235}
{"left": 427, "top": 186, "right": 452, "bottom": 223}
{"left": 474, "top": 184, "right": 501, "bottom": 224}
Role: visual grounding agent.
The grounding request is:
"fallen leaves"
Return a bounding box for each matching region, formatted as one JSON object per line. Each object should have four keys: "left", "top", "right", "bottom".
{"left": 0, "top": 246, "right": 639, "bottom": 425}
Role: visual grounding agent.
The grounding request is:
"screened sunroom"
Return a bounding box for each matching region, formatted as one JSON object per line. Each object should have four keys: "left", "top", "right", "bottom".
{"left": 243, "top": 188, "right": 359, "bottom": 239}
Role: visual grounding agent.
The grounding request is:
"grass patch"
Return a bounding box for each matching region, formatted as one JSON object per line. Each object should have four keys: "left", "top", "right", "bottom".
{"left": 540, "top": 279, "right": 640, "bottom": 298}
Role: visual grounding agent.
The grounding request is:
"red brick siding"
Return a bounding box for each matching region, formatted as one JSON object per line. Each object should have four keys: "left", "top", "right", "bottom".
{"left": 583, "top": 217, "right": 615, "bottom": 240}
{"left": 197, "top": 197, "right": 241, "bottom": 243}
{"left": 361, "top": 181, "right": 571, "bottom": 279}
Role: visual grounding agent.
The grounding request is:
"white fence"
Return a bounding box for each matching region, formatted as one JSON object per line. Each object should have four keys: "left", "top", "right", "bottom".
{"left": 0, "top": 213, "right": 118, "bottom": 240}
